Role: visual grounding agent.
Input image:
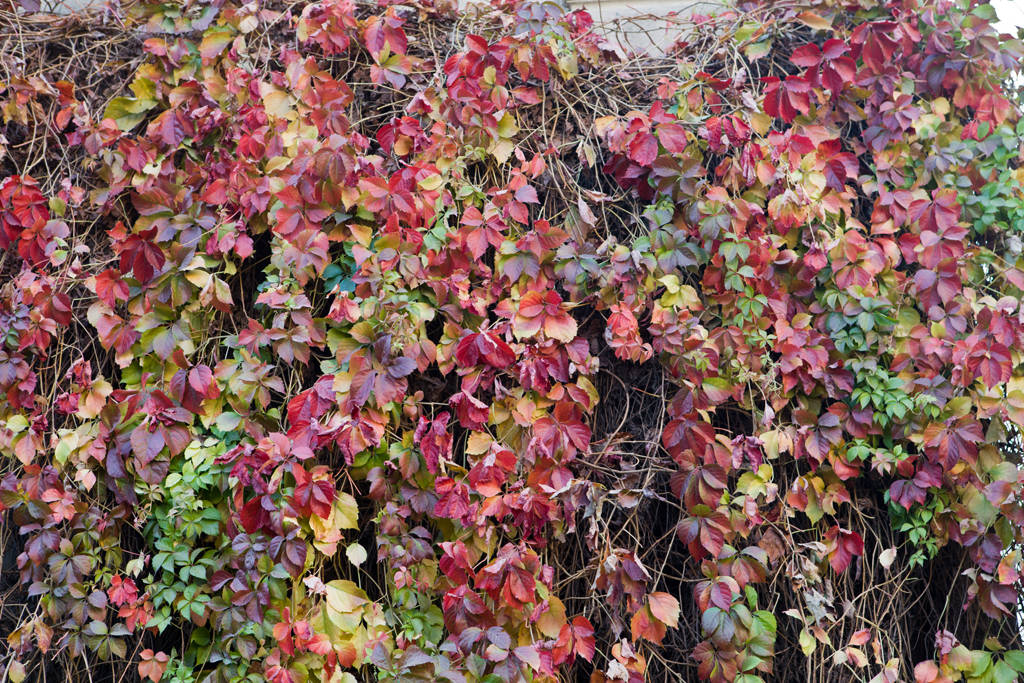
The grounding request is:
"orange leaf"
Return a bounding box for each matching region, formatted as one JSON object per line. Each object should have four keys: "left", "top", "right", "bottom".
{"left": 849, "top": 628, "right": 871, "bottom": 646}
{"left": 138, "top": 649, "right": 169, "bottom": 683}
{"left": 630, "top": 605, "right": 666, "bottom": 644}
{"left": 796, "top": 11, "right": 832, "bottom": 30}
{"left": 647, "top": 591, "right": 680, "bottom": 629}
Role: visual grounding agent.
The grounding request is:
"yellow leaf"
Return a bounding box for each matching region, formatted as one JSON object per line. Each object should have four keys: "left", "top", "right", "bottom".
{"left": 574, "top": 375, "right": 600, "bottom": 410}
{"left": 483, "top": 65, "right": 497, "bottom": 87}
{"left": 557, "top": 53, "right": 578, "bottom": 80}
{"left": 490, "top": 139, "right": 515, "bottom": 163}
{"left": 199, "top": 26, "right": 235, "bottom": 61}
{"left": 895, "top": 308, "right": 920, "bottom": 336}
{"left": 6, "top": 661, "right": 26, "bottom": 683}
{"left": 418, "top": 173, "right": 444, "bottom": 192}
{"left": 348, "top": 321, "right": 375, "bottom": 344}
{"left": 336, "top": 491, "right": 359, "bottom": 530}
{"left": 659, "top": 274, "right": 681, "bottom": 293}
{"left": 349, "top": 223, "right": 373, "bottom": 247}
{"left": 749, "top": 112, "right": 772, "bottom": 137}
{"left": 264, "top": 155, "right": 292, "bottom": 174}
{"left": 184, "top": 269, "right": 212, "bottom": 289}
{"left": 466, "top": 431, "right": 493, "bottom": 455}
{"left": 260, "top": 82, "right": 292, "bottom": 118}
{"left": 577, "top": 140, "right": 596, "bottom": 168}
{"left": 131, "top": 69, "right": 159, "bottom": 99}
{"left": 496, "top": 111, "right": 519, "bottom": 139}
{"left": 79, "top": 379, "right": 112, "bottom": 419}
{"left": 325, "top": 580, "right": 369, "bottom": 615}
{"left": 594, "top": 116, "right": 617, "bottom": 137}
{"left": 309, "top": 512, "right": 342, "bottom": 556}
{"left": 536, "top": 596, "right": 567, "bottom": 638}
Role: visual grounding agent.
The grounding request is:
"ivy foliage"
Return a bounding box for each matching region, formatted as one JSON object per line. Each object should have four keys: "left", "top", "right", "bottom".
{"left": 2, "top": 0, "right": 1024, "bottom": 681}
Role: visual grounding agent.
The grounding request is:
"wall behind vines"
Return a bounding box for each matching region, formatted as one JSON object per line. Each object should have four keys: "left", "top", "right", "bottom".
{"left": 2, "top": 0, "right": 1024, "bottom": 681}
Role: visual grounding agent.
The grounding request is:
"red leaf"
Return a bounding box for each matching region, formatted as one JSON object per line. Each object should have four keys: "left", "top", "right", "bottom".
{"left": 914, "top": 661, "right": 940, "bottom": 683}
{"left": 909, "top": 188, "right": 961, "bottom": 235}
{"left": 628, "top": 133, "right": 658, "bottom": 166}
{"left": 694, "top": 640, "right": 738, "bottom": 681}
{"left": 656, "top": 123, "right": 687, "bottom": 154}
{"left": 187, "top": 365, "right": 219, "bottom": 399}
{"left": 107, "top": 575, "right": 139, "bottom": 607}
{"left": 201, "top": 178, "right": 228, "bottom": 204}
{"left": 790, "top": 43, "right": 822, "bottom": 68}
{"left": 291, "top": 463, "right": 335, "bottom": 519}
{"left": 822, "top": 56, "right": 856, "bottom": 93}
{"left": 762, "top": 76, "right": 812, "bottom": 123}
{"left": 569, "top": 616, "right": 595, "bottom": 662}
{"left": 239, "top": 494, "right": 274, "bottom": 533}
{"left": 695, "top": 576, "right": 738, "bottom": 611}
{"left": 849, "top": 628, "right": 871, "bottom": 647}
{"left": 118, "top": 232, "right": 166, "bottom": 284}
{"left": 131, "top": 426, "right": 165, "bottom": 467}
{"left": 468, "top": 447, "right": 517, "bottom": 497}
{"left": 513, "top": 291, "right": 578, "bottom": 342}
{"left": 434, "top": 477, "right": 471, "bottom": 520}
{"left": 455, "top": 333, "right": 516, "bottom": 369}
{"left": 923, "top": 416, "right": 983, "bottom": 470}
{"left": 824, "top": 525, "right": 863, "bottom": 573}
{"left": 450, "top": 391, "right": 489, "bottom": 430}
{"left": 287, "top": 376, "right": 335, "bottom": 428}
{"left": 93, "top": 269, "right": 130, "bottom": 307}
{"left": 677, "top": 510, "right": 728, "bottom": 561}
{"left": 414, "top": 412, "right": 453, "bottom": 473}
{"left": 169, "top": 369, "right": 203, "bottom": 414}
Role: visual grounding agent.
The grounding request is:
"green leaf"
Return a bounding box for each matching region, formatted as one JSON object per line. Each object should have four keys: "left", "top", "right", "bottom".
{"left": 744, "top": 40, "right": 772, "bottom": 61}
{"left": 496, "top": 111, "right": 519, "bottom": 138}
{"left": 799, "top": 628, "right": 816, "bottom": 656}
{"left": 993, "top": 660, "right": 1017, "bottom": 683}
{"left": 6, "top": 415, "right": 29, "bottom": 433}
{"left": 1004, "top": 651, "right": 1024, "bottom": 673}
{"left": 103, "top": 95, "right": 157, "bottom": 130}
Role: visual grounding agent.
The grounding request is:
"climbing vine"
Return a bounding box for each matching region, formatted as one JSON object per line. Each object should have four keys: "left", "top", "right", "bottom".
{"left": 1, "top": 0, "right": 1024, "bottom": 681}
